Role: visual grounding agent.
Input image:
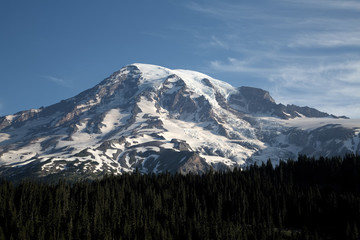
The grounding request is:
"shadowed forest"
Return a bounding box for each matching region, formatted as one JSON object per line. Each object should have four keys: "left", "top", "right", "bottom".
{"left": 1, "top": 154, "right": 360, "bottom": 240}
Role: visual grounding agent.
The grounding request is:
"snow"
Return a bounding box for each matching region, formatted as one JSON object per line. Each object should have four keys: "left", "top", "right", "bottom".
{"left": 0, "top": 141, "right": 43, "bottom": 164}
{"left": 57, "top": 121, "right": 98, "bottom": 150}
{"left": 125, "top": 154, "right": 131, "bottom": 168}
{"left": 164, "top": 85, "right": 182, "bottom": 95}
{"left": 5, "top": 115, "right": 15, "bottom": 121}
{"left": 161, "top": 142, "right": 178, "bottom": 150}
{"left": 283, "top": 111, "right": 291, "bottom": 117}
{"left": 105, "top": 149, "right": 118, "bottom": 158}
{"left": 202, "top": 155, "right": 240, "bottom": 166}
{"left": 0, "top": 133, "right": 10, "bottom": 143}
{"left": 172, "top": 69, "right": 236, "bottom": 99}
{"left": 100, "top": 109, "right": 130, "bottom": 134}
{"left": 133, "top": 63, "right": 170, "bottom": 91}
{"left": 137, "top": 97, "right": 158, "bottom": 116}
{"left": 128, "top": 135, "right": 156, "bottom": 146}
{"left": 152, "top": 161, "right": 161, "bottom": 174}
{"left": 294, "top": 111, "right": 306, "bottom": 118}
{"left": 280, "top": 117, "right": 360, "bottom": 131}
{"left": 76, "top": 99, "right": 100, "bottom": 111}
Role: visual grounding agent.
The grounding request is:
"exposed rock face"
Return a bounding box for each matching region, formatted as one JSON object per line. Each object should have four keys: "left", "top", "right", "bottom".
{"left": 0, "top": 109, "right": 41, "bottom": 130}
{"left": 0, "top": 63, "right": 359, "bottom": 182}
{"left": 171, "top": 139, "right": 192, "bottom": 151}
{"left": 178, "top": 153, "right": 210, "bottom": 175}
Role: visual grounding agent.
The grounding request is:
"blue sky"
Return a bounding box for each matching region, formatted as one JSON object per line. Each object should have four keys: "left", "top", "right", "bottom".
{"left": 1, "top": 0, "right": 360, "bottom": 118}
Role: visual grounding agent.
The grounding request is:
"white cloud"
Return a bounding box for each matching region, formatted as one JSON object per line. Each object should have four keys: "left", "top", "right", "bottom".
{"left": 210, "top": 55, "right": 284, "bottom": 76}
{"left": 330, "top": 1, "right": 360, "bottom": 11}
{"left": 276, "top": 0, "right": 360, "bottom": 11}
{"left": 210, "top": 58, "right": 264, "bottom": 73}
{"left": 289, "top": 32, "right": 360, "bottom": 48}
{"left": 298, "top": 0, "right": 360, "bottom": 11}
{"left": 270, "top": 61, "right": 360, "bottom": 89}
{"left": 187, "top": 2, "right": 256, "bottom": 21}
{"left": 43, "top": 76, "right": 72, "bottom": 88}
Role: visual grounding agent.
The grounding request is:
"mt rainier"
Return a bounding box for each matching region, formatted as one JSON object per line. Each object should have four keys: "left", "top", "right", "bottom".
{"left": 0, "top": 63, "right": 359, "bottom": 181}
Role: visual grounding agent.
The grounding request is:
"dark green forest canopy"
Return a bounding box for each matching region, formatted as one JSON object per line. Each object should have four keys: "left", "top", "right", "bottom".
{"left": 1, "top": 154, "right": 360, "bottom": 240}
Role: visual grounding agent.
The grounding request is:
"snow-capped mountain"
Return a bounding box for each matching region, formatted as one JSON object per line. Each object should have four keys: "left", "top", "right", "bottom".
{"left": 0, "top": 64, "right": 359, "bottom": 181}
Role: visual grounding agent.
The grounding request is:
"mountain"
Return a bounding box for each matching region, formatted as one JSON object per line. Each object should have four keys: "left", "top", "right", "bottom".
{"left": 0, "top": 63, "right": 359, "bottom": 181}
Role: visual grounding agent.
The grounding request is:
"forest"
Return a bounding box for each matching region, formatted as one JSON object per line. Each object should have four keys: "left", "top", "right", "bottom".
{"left": 1, "top": 154, "right": 360, "bottom": 240}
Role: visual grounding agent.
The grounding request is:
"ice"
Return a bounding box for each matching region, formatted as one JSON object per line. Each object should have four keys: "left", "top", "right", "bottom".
{"left": 279, "top": 117, "right": 360, "bottom": 131}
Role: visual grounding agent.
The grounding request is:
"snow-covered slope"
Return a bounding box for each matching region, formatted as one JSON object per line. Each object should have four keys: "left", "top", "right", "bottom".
{"left": 0, "top": 63, "right": 359, "bottom": 181}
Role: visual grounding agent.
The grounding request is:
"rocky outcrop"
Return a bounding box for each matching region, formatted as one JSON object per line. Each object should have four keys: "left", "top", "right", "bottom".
{"left": 178, "top": 153, "right": 210, "bottom": 175}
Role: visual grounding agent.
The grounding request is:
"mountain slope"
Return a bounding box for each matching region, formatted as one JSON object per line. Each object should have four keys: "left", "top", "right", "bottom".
{"left": 0, "top": 63, "right": 359, "bottom": 181}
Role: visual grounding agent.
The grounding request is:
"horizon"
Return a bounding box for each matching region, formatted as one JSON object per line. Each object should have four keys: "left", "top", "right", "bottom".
{"left": 1, "top": 0, "right": 359, "bottom": 118}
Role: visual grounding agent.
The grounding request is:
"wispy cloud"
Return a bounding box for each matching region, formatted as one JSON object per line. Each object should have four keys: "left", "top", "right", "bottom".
{"left": 141, "top": 30, "right": 173, "bottom": 40}
{"left": 43, "top": 75, "right": 72, "bottom": 88}
{"left": 289, "top": 32, "right": 360, "bottom": 48}
{"left": 187, "top": 2, "right": 259, "bottom": 21}
{"left": 208, "top": 36, "right": 229, "bottom": 49}
{"left": 329, "top": 0, "right": 360, "bottom": 11}
{"left": 268, "top": 60, "right": 360, "bottom": 118}
{"left": 210, "top": 57, "right": 273, "bottom": 74}
{"left": 283, "top": 0, "right": 360, "bottom": 11}
{"left": 188, "top": 1, "right": 356, "bottom": 59}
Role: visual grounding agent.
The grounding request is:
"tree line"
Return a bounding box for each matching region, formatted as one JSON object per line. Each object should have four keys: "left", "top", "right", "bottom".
{"left": 0, "top": 154, "right": 360, "bottom": 239}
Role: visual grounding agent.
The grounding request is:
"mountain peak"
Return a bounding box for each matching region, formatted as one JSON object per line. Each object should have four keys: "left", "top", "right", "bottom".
{"left": 0, "top": 63, "right": 358, "bottom": 182}
{"left": 133, "top": 63, "right": 236, "bottom": 97}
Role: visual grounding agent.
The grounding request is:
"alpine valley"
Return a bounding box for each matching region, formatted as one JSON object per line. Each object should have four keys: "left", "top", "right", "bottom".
{"left": 0, "top": 64, "right": 359, "bottom": 181}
